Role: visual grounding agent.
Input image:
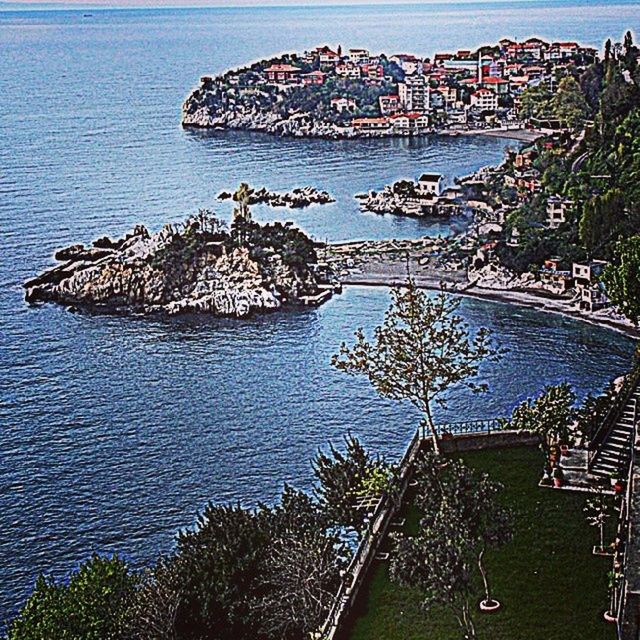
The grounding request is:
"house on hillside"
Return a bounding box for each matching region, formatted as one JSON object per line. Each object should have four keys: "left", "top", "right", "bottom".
{"left": 378, "top": 94, "right": 400, "bottom": 115}
{"left": 470, "top": 88, "right": 498, "bottom": 111}
{"left": 546, "top": 195, "right": 573, "bottom": 229}
{"left": 573, "top": 260, "right": 610, "bottom": 311}
{"left": 264, "top": 64, "right": 302, "bottom": 84}
{"left": 331, "top": 97, "right": 357, "bottom": 113}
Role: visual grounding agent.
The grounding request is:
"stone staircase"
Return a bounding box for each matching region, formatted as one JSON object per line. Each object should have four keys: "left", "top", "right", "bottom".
{"left": 589, "top": 391, "right": 639, "bottom": 479}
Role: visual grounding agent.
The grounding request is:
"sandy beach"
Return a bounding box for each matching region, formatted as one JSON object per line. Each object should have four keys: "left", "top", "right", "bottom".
{"left": 322, "top": 241, "right": 639, "bottom": 340}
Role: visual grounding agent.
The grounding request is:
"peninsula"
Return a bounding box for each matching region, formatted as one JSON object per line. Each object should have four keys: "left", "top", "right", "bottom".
{"left": 24, "top": 192, "right": 337, "bottom": 318}
{"left": 182, "top": 38, "right": 597, "bottom": 138}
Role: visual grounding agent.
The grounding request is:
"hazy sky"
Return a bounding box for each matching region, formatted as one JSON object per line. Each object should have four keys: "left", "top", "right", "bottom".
{"left": 1, "top": 0, "right": 553, "bottom": 7}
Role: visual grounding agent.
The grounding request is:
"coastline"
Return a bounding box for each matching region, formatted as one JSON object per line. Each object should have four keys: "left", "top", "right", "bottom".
{"left": 339, "top": 273, "right": 640, "bottom": 340}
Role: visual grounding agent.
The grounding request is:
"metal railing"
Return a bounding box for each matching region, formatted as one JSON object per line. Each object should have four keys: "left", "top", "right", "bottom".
{"left": 435, "top": 417, "right": 505, "bottom": 436}
{"left": 588, "top": 368, "right": 640, "bottom": 470}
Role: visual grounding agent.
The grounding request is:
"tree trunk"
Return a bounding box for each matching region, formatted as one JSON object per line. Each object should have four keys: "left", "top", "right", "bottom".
{"left": 424, "top": 403, "right": 441, "bottom": 455}
{"left": 478, "top": 547, "right": 491, "bottom": 604}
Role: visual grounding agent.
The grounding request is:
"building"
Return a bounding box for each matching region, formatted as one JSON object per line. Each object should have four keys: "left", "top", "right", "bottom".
{"left": 331, "top": 97, "right": 357, "bottom": 113}
{"left": 316, "top": 46, "right": 341, "bottom": 65}
{"left": 264, "top": 64, "right": 302, "bottom": 84}
{"left": 378, "top": 94, "right": 401, "bottom": 115}
{"left": 301, "top": 70, "right": 326, "bottom": 86}
{"left": 573, "top": 260, "right": 609, "bottom": 310}
{"left": 348, "top": 48, "right": 370, "bottom": 64}
{"left": 390, "top": 112, "right": 430, "bottom": 135}
{"left": 352, "top": 117, "right": 391, "bottom": 134}
{"left": 546, "top": 195, "right": 573, "bottom": 229}
{"left": 539, "top": 258, "right": 572, "bottom": 294}
{"left": 361, "top": 63, "right": 384, "bottom": 81}
{"left": 573, "top": 260, "right": 608, "bottom": 288}
{"left": 470, "top": 88, "right": 498, "bottom": 111}
{"left": 335, "top": 62, "right": 361, "bottom": 79}
{"left": 438, "top": 84, "right": 459, "bottom": 107}
{"left": 398, "top": 74, "right": 430, "bottom": 112}
{"left": 417, "top": 173, "right": 446, "bottom": 197}
{"left": 481, "top": 76, "right": 510, "bottom": 94}
{"left": 335, "top": 63, "right": 361, "bottom": 79}
{"left": 390, "top": 53, "right": 423, "bottom": 75}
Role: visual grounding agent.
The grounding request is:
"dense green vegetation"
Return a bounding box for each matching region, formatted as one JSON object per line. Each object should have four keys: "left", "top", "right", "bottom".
{"left": 344, "top": 447, "right": 615, "bottom": 640}
{"left": 497, "top": 32, "right": 640, "bottom": 281}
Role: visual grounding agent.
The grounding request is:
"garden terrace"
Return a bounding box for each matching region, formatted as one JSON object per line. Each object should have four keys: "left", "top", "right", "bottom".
{"left": 341, "top": 447, "right": 615, "bottom": 640}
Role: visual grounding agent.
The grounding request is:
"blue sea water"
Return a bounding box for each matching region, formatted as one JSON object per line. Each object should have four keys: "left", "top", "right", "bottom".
{"left": 1, "top": 0, "right": 639, "bottom": 624}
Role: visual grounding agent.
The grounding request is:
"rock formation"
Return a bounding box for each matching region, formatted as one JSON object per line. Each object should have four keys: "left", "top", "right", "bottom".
{"left": 218, "top": 186, "right": 334, "bottom": 208}
{"left": 25, "top": 217, "right": 332, "bottom": 318}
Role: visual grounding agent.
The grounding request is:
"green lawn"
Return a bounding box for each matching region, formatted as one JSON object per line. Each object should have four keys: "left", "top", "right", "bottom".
{"left": 343, "top": 447, "right": 616, "bottom": 640}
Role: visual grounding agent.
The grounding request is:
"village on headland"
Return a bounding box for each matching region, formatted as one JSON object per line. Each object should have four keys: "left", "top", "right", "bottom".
{"left": 182, "top": 37, "right": 598, "bottom": 137}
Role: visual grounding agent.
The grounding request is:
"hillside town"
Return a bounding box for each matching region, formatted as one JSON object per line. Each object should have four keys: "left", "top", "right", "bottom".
{"left": 183, "top": 37, "right": 599, "bottom": 136}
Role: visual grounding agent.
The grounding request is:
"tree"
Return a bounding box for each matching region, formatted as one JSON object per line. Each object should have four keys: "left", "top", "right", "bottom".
{"left": 172, "top": 486, "right": 341, "bottom": 640}
{"left": 391, "top": 454, "right": 512, "bottom": 640}
{"left": 6, "top": 555, "right": 137, "bottom": 640}
{"left": 519, "top": 84, "right": 553, "bottom": 120}
{"left": 131, "top": 557, "right": 185, "bottom": 640}
{"left": 313, "top": 434, "right": 390, "bottom": 534}
{"left": 552, "top": 76, "right": 590, "bottom": 130}
{"left": 256, "top": 531, "right": 344, "bottom": 640}
{"left": 602, "top": 236, "right": 640, "bottom": 324}
{"left": 413, "top": 454, "right": 513, "bottom": 610}
{"left": 231, "top": 182, "right": 254, "bottom": 246}
{"left": 332, "top": 280, "right": 503, "bottom": 453}
{"left": 507, "top": 383, "right": 577, "bottom": 457}
{"left": 584, "top": 494, "right": 612, "bottom": 553}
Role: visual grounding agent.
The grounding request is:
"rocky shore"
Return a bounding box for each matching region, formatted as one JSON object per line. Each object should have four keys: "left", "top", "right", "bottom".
{"left": 357, "top": 180, "right": 464, "bottom": 218}
{"left": 182, "top": 102, "right": 358, "bottom": 139}
{"left": 218, "top": 185, "right": 334, "bottom": 208}
{"left": 25, "top": 216, "right": 335, "bottom": 318}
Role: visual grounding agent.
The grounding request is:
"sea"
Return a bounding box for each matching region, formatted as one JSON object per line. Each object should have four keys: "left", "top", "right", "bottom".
{"left": 1, "top": 0, "right": 639, "bottom": 625}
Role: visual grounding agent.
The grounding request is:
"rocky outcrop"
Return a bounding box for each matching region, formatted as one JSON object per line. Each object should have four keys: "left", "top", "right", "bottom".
{"left": 25, "top": 221, "right": 330, "bottom": 318}
{"left": 358, "top": 181, "right": 464, "bottom": 218}
{"left": 218, "top": 186, "right": 334, "bottom": 208}
{"left": 468, "top": 263, "right": 536, "bottom": 290}
{"left": 181, "top": 95, "right": 357, "bottom": 139}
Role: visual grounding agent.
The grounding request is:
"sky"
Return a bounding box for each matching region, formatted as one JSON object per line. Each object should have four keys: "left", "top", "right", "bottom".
{"left": 0, "top": 0, "right": 570, "bottom": 8}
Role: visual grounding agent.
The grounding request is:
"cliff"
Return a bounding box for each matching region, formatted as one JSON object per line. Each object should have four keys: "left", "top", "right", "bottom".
{"left": 24, "top": 216, "right": 331, "bottom": 318}
{"left": 182, "top": 88, "right": 358, "bottom": 139}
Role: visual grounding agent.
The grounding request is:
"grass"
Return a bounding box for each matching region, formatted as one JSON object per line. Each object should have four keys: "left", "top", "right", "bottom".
{"left": 343, "top": 447, "right": 616, "bottom": 640}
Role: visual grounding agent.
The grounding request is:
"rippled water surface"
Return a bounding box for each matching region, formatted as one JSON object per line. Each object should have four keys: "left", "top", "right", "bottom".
{"left": 1, "top": 0, "right": 639, "bottom": 623}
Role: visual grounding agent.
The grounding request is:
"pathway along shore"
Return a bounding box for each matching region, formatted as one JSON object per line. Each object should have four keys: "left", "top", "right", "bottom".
{"left": 320, "top": 239, "right": 640, "bottom": 340}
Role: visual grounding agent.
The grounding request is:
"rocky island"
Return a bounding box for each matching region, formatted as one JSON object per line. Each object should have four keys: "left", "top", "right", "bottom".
{"left": 182, "top": 39, "right": 597, "bottom": 138}
{"left": 218, "top": 185, "right": 334, "bottom": 208}
{"left": 24, "top": 189, "right": 337, "bottom": 318}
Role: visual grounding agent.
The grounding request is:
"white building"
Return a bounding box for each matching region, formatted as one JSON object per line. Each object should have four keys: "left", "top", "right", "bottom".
{"left": 331, "top": 97, "right": 357, "bottom": 113}
{"left": 348, "top": 48, "right": 370, "bottom": 64}
{"left": 335, "top": 62, "right": 361, "bottom": 79}
{"left": 417, "top": 173, "right": 446, "bottom": 197}
{"left": 398, "top": 75, "right": 430, "bottom": 112}
{"left": 470, "top": 88, "right": 498, "bottom": 111}
{"left": 546, "top": 196, "right": 573, "bottom": 229}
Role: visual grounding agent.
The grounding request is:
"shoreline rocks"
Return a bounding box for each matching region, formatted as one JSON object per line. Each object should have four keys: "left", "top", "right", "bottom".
{"left": 218, "top": 186, "right": 334, "bottom": 208}
{"left": 358, "top": 180, "right": 465, "bottom": 218}
{"left": 25, "top": 218, "right": 336, "bottom": 319}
